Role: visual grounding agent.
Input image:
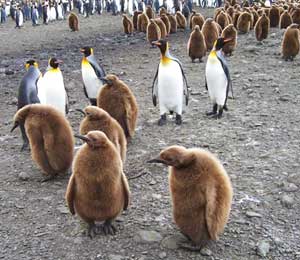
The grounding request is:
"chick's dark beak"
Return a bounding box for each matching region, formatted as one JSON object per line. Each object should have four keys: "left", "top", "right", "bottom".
{"left": 10, "top": 122, "right": 19, "bottom": 133}
{"left": 147, "top": 157, "right": 166, "bottom": 164}
{"left": 74, "top": 134, "right": 90, "bottom": 143}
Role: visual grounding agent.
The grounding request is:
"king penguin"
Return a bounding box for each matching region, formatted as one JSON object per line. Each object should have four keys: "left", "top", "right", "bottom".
{"left": 17, "top": 60, "right": 42, "bottom": 151}
{"left": 152, "top": 39, "right": 189, "bottom": 126}
{"left": 205, "top": 38, "right": 233, "bottom": 119}
{"left": 80, "top": 47, "right": 106, "bottom": 106}
{"left": 38, "top": 58, "right": 69, "bottom": 115}
{"left": 15, "top": 7, "right": 23, "bottom": 28}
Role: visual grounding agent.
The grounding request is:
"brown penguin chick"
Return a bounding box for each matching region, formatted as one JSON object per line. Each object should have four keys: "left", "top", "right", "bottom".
{"left": 251, "top": 9, "right": 259, "bottom": 28}
{"left": 226, "top": 6, "right": 234, "bottom": 19}
{"left": 146, "top": 5, "right": 155, "bottom": 19}
{"left": 213, "top": 7, "right": 223, "bottom": 21}
{"left": 66, "top": 131, "right": 130, "bottom": 238}
{"left": 133, "top": 10, "right": 142, "bottom": 30}
{"left": 202, "top": 18, "right": 220, "bottom": 51}
{"left": 176, "top": 11, "right": 187, "bottom": 29}
{"left": 97, "top": 75, "right": 138, "bottom": 139}
{"left": 269, "top": 6, "right": 280, "bottom": 27}
{"left": 187, "top": 25, "right": 206, "bottom": 62}
{"left": 148, "top": 146, "right": 233, "bottom": 250}
{"left": 214, "top": 21, "right": 223, "bottom": 35}
{"left": 154, "top": 18, "right": 167, "bottom": 38}
{"left": 137, "top": 13, "right": 150, "bottom": 33}
{"left": 11, "top": 104, "right": 74, "bottom": 181}
{"left": 263, "top": 8, "right": 270, "bottom": 17}
{"left": 216, "top": 11, "right": 230, "bottom": 30}
{"left": 221, "top": 24, "right": 237, "bottom": 56}
{"left": 191, "top": 13, "right": 205, "bottom": 30}
{"left": 233, "top": 11, "right": 241, "bottom": 28}
{"left": 159, "top": 7, "right": 167, "bottom": 16}
{"left": 278, "top": 6, "right": 284, "bottom": 15}
{"left": 78, "top": 106, "right": 127, "bottom": 163}
{"left": 280, "top": 10, "right": 293, "bottom": 29}
{"left": 147, "top": 19, "right": 161, "bottom": 46}
{"left": 254, "top": 13, "right": 270, "bottom": 41}
{"left": 237, "top": 12, "right": 252, "bottom": 33}
{"left": 189, "top": 10, "right": 196, "bottom": 29}
{"left": 68, "top": 12, "right": 79, "bottom": 31}
{"left": 160, "top": 14, "right": 171, "bottom": 35}
{"left": 291, "top": 8, "right": 300, "bottom": 25}
{"left": 281, "top": 23, "right": 300, "bottom": 61}
{"left": 122, "top": 14, "right": 133, "bottom": 35}
{"left": 167, "top": 13, "right": 177, "bottom": 33}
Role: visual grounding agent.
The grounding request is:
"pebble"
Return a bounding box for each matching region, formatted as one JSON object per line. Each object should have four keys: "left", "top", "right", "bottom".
{"left": 158, "top": 252, "right": 167, "bottom": 259}
{"left": 57, "top": 205, "right": 69, "bottom": 214}
{"left": 108, "top": 255, "right": 123, "bottom": 260}
{"left": 282, "top": 182, "right": 298, "bottom": 192}
{"left": 161, "top": 234, "right": 186, "bottom": 249}
{"left": 18, "top": 172, "right": 30, "bottom": 181}
{"left": 246, "top": 211, "right": 262, "bottom": 218}
{"left": 256, "top": 240, "right": 270, "bottom": 257}
{"left": 281, "top": 194, "right": 294, "bottom": 208}
{"left": 135, "top": 230, "right": 162, "bottom": 244}
{"left": 200, "top": 248, "right": 212, "bottom": 256}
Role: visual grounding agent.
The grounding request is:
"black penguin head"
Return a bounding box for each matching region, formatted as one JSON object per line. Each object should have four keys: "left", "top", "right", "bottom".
{"left": 48, "top": 58, "right": 63, "bottom": 69}
{"left": 152, "top": 39, "right": 169, "bottom": 56}
{"left": 214, "top": 37, "right": 232, "bottom": 51}
{"left": 80, "top": 47, "right": 93, "bottom": 57}
{"left": 25, "top": 59, "right": 38, "bottom": 70}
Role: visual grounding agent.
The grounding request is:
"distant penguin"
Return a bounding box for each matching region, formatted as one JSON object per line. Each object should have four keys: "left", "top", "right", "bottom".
{"left": 202, "top": 18, "right": 220, "bottom": 51}
{"left": 97, "top": 74, "right": 138, "bottom": 139}
{"left": 291, "top": 9, "right": 300, "bottom": 25}
{"left": 38, "top": 58, "right": 68, "bottom": 115}
{"left": 147, "top": 19, "right": 161, "bottom": 46}
{"left": 254, "top": 12, "right": 270, "bottom": 41}
{"left": 221, "top": 24, "right": 237, "bottom": 56}
{"left": 17, "top": 60, "right": 42, "bottom": 151}
{"left": 250, "top": 8, "right": 259, "bottom": 28}
{"left": 148, "top": 146, "right": 233, "bottom": 250}
{"left": 167, "top": 13, "right": 177, "bottom": 33}
{"left": 279, "top": 10, "right": 292, "bottom": 29}
{"left": 191, "top": 13, "right": 205, "bottom": 30}
{"left": 15, "top": 7, "right": 23, "bottom": 28}
{"left": 11, "top": 104, "right": 74, "bottom": 181}
{"left": 66, "top": 131, "right": 130, "bottom": 237}
{"left": 137, "top": 13, "right": 149, "bottom": 32}
{"left": 68, "top": 12, "right": 79, "bottom": 31}
{"left": 122, "top": 14, "right": 133, "bottom": 35}
{"left": 269, "top": 6, "right": 280, "bottom": 27}
{"left": 154, "top": 18, "right": 167, "bottom": 39}
{"left": 281, "top": 23, "right": 300, "bottom": 61}
{"left": 187, "top": 25, "right": 206, "bottom": 62}
{"left": 205, "top": 38, "right": 232, "bottom": 118}
{"left": 133, "top": 10, "right": 142, "bottom": 30}
{"left": 216, "top": 11, "right": 229, "bottom": 30}
{"left": 176, "top": 11, "right": 186, "bottom": 29}
{"left": 189, "top": 10, "right": 196, "bottom": 29}
{"left": 152, "top": 40, "right": 189, "bottom": 125}
{"left": 233, "top": 11, "right": 241, "bottom": 28}
{"left": 80, "top": 47, "right": 106, "bottom": 106}
{"left": 57, "top": 3, "right": 63, "bottom": 20}
{"left": 32, "top": 6, "right": 39, "bottom": 26}
{"left": 78, "top": 106, "right": 127, "bottom": 163}
{"left": 49, "top": 4, "right": 56, "bottom": 21}
{"left": 159, "top": 7, "right": 167, "bottom": 16}
{"left": 145, "top": 5, "right": 154, "bottom": 19}
{"left": 160, "top": 14, "right": 171, "bottom": 35}
{"left": 213, "top": 7, "right": 222, "bottom": 21}
{"left": 237, "top": 11, "right": 252, "bottom": 33}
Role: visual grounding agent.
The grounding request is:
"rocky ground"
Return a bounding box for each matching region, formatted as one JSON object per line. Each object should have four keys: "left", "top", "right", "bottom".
{"left": 0, "top": 8, "right": 299, "bottom": 260}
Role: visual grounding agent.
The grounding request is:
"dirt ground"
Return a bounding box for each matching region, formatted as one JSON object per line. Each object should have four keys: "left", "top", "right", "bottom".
{"left": 0, "top": 8, "right": 299, "bottom": 260}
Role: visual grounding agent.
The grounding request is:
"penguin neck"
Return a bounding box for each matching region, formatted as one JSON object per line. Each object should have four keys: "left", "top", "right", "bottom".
{"left": 160, "top": 50, "right": 172, "bottom": 65}
{"left": 48, "top": 67, "right": 60, "bottom": 73}
{"left": 209, "top": 48, "right": 218, "bottom": 59}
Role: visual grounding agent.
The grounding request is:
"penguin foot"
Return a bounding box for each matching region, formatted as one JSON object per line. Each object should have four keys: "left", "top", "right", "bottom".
{"left": 86, "top": 223, "right": 99, "bottom": 239}
{"left": 101, "top": 220, "right": 117, "bottom": 235}
{"left": 158, "top": 115, "right": 167, "bottom": 126}
{"left": 20, "top": 142, "right": 29, "bottom": 152}
{"left": 175, "top": 114, "right": 182, "bottom": 125}
{"left": 206, "top": 111, "right": 217, "bottom": 116}
{"left": 41, "top": 175, "right": 56, "bottom": 182}
{"left": 178, "top": 241, "right": 203, "bottom": 251}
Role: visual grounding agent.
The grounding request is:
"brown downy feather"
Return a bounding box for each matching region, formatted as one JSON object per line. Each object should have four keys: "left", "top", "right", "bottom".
{"left": 68, "top": 12, "right": 79, "bottom": 31}
{"left": 154, "top": 18, "right": 167, "bottom": 39}
{"left": 237, "top": 12, "right": 252, "bottom": 33}
{"left": 167, "top": 13, "right": 177, "bottom": 33}
{"left": 147, "top": 19, "right": 161, "bottom": 45}
{"left": 187, "top": 25, "right": 206, "bottom": 62}
{"left": 137, "top": 13, "right": 150, "bottom": 33}
{"left": 221, "top": 24, "right": 237, "bottom": 56}
{"left": 122, "top": 14, "right": 133, "bottom": 34}
{"left": 216, "top": 11, "right": 230, "bottom": 30}
{"left": 191, "top": 13, "right": 205, "bottom": 30}
{"left": 254, "top": 13, "right": 270, "bottom": 41}
{"left": 202, "top": 18, "right": 219, "bottom": 50}
{"left": 279, "top": 10, "right": 293, "bottom": 29}
{"left": 281, "top": 23, "right": 300, "bottom": 61}
{"left": 176, "top": 11, "right": 187, "bottom": 29}
{"left": 133, "top": 10, "right": 142, "bottom": 30}
{"left": 269, "top": 6, "right": 280, "bottom": 27}
{"left": 160, "top": 14, "right": 171, "bottom": 35}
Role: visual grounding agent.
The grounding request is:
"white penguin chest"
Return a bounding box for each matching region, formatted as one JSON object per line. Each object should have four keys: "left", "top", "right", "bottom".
{"left": 81, "top": 62, "right": 103, "bottom": 99}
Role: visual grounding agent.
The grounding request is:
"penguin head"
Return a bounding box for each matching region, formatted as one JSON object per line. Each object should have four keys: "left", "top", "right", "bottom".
{"left": 148, "top": 146, "right": 196, "bottom": 168}
{"left": 194, "top": 25, "right": 200, "bottom": 32}
{"left": 25, "top": 60, "right": 38, "bottom": 70}
{"left": 11, "top": 105, "right": 32, "bottom": 132}
{"left": 80, "top": 47, "right": 93, "bottom": 57}
{"left": 213, "top": 37, "right": 232, "bottom": 51}
{"left": 48, "top": 58, "right": 63, "bottom": 69}
{"left": 77, "top": 106, "right": 109, "bottom": 121}
{"left": 101, "top": 74, "right": 118, "bottom": 86}
{"left": 74, "top": 131, "right": 109, "bottom": 149}
{"left": 152, "top": 39, "right": 169, "bottom": 56}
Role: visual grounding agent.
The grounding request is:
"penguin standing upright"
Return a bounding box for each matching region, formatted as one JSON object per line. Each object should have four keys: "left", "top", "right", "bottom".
{"left": 57, "top": 2, "right": 63, "bottom": 19}
{"left": 152, "top": 40, "right": 189, "bottom": 125}
{"left": 205, "top": 38, "right": 232, "bottom": 119}
{"left": 17, "top": 60, "right": 42, "bottom": 150}
{"left": 15, "top": 7, "right": 23, "bottom": 28}
{"left": 32, "top": 5, "right": 39, "bottom": 26}
{"left": 38, "top": 58, "right": 68, "bottom": 115}
{"left": 80, "top": 47, "right": 106, "bottom": 106}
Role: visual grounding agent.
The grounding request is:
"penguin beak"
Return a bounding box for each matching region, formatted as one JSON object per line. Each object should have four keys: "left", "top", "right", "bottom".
{"left": 10, "top": 122, "right": 19, "bottom": 133}
{"left": 75, "top": 109, "right": 86, "bottom": 116}
{"left": 152, "top": 41, "right": 161, "bottom": 46}
{"left": 147, "top": 157, "right": 167, "bottom": 165}
{"left": 80, "top": 48, "right": 85, "bottom": 53}
{"left": 223, "top": 38, "right": 233, "bottom": 43}
{"left": 74, "top": 134, "right": 90, "bottom": 143}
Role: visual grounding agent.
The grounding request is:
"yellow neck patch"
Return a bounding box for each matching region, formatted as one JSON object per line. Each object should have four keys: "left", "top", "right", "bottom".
{"left": 161, "top": 55, "right": 171, "bottom": 65}
{"left": 49, "top": 68, "right": 60, "bottom": 73}
{"left": 82, "top": 57, "right": 91, "bottom": 67}
{"left": 209, "top": 50, "right": 217, "bottom": 58}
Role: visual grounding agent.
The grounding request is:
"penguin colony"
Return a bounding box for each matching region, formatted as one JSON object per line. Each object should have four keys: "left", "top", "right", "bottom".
{"left": 9, "top": 0, "right": 300, "bottom": 253}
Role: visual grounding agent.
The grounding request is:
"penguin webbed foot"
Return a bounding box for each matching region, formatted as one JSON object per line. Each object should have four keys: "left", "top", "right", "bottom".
{"left": 178, "top": 240, "right": 204, "bottom": 251}
{"left": 40, "top": 174, "right": 56, "bottom": 182}
{"left": 20, "top": 142, "right": 30, "bottom": 152}
{"left": 101, "top": 220, "right": 117, "bottom": 235}
{"left": 85, "top": 223, "right": 100, "bottom": 239}
{"left": 158, "top": 114, "right": 167, "bottom": 126}
{"left": 175, "top": 114, "right": 182, "bottom": 125}
{"left": 206, "top": 104, "right": 218, "bottom": 117}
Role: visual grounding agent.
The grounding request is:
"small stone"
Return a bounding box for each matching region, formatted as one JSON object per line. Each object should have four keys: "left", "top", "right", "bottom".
{"left": 108, "top": 254, "right": 123, "bottom": 260}
{"left": 57, "top": 205, "right": 69, "bottom": 214}
{"left": 158, "top": 252, "right": 167, "bottom": 259}
{"left": 279, "top": 95, "right": 290, "bottom": 102}
{"left": 281, "top": 195, "right": 294, "bottom": 208}
{"left": 5, "top": 69, "right": 14, "bottom": 75}
{"left": 18, "top": 172, "right": 30, "bottom": 181}
{"left": 161, "top": 234, "right": 186, "bottom": 249}
{"left": 282, "top": 183, "right": 298, "bottom": 192}
{"left": 246, "top": 211, "right": 262, "bottom": 218}
{"left": 200, "top": 248, "right": 212, "bottom": 256}
{"left": 257, "top": 240, "right": 270, "bottom": 257}
{"left": 135, "top": 230, "right": 162, "bottom": 243}
{"left": 152, "top": 193, "right": 162, "bottom": 200}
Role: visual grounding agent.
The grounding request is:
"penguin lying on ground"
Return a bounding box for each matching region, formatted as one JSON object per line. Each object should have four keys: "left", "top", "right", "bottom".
{"left": 152, "top": 39, "right": 189, "bottom": 126}
{"left": 80, "top": 47, "right": 106, "bottom": 106}
{"left": 205, "top": 37, "right": 233, "bottom": 119}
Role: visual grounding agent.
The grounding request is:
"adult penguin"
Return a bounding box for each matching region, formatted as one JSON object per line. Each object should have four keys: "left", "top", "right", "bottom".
{"left": 17, "top": 60, "right": 42, "bottom": 151}
{"left": 152, "top": 39, "right": 189, "bottom": 126}
{"left": 205, "top": 37, "right": 233, "bottom": 119}
{"left": 38, "top": 58, "right": 69, "bottom": 115}
{"left": 15, "top": 7, "right": 23, "bottom": 28}
{"left": 80, "top": 47, "right": 106, "bottom": 106}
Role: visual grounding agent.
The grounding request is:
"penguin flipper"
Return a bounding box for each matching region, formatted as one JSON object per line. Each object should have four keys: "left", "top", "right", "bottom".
{"left": 83, "top": 84, "right": 89, "bottom": 99}
{"left": 205, "top": 77, "right": 208, "bottom": 91}
{"left": 87, "top": 55, "right": 106, "bottom": 79}
{"left": 121, "top": 171, "right": 130, "bottom": 211}
{"left": 65, "top": 90, "right": 69, "bottom": 115}
{"left": 65, "top": 173, "right": 76, "bottom": 215}
{"left": 152, "top": 64, "right": 159, "bottom": 107}
{"left": 217, "top": 51, "right": 232, "bottom": 103}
